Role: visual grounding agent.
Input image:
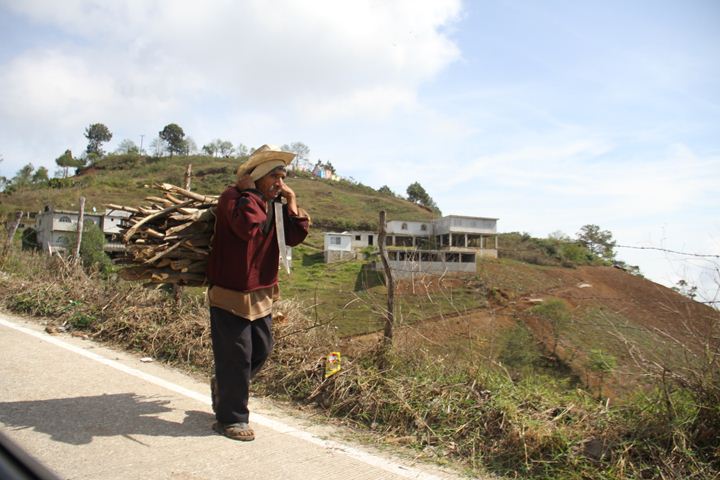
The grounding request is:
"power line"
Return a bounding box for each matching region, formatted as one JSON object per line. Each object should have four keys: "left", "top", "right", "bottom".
{"left": 615, "top": 244, "right": 719, "bottom": 258}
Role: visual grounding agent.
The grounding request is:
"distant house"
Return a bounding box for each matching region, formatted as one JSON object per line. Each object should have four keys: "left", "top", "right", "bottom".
{"left": 323, "top": 214, "right": 498, "bottom": 276}
{"left": 34, "top": 206, "right": 131, "bottom": 254}
{"left": 311, "top": 162, "right": 340, "bottom": 181}
{"left": 324, "top": 232, "right": 353, "bottom": 262}
{"left": 323, "top": 230, "right": 376, "bottom": 262}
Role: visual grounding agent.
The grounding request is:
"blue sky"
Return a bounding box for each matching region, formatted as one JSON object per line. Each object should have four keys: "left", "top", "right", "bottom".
{"left": 0, "top": 0, "right": 718, "bottom": 300}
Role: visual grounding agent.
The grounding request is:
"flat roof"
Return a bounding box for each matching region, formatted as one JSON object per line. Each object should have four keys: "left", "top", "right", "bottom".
{"left": 441, "top": 215, "right": 499, "bottom": 221}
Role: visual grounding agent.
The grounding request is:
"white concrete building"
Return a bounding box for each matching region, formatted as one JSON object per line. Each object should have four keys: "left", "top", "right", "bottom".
{"left": 324, "top": 232, "right": 354, "bottom": 262}
{"left": 323, "top": 214, "right": 499, "bottom": 275}
{"left": 432, "top": 215, "right": 498, "bottom": 254}
{"left": 323, "top": 230, "right": 377, "bottom": 262}
{"left": 366, "top": 215, "right": 498, "bottom": 257}
{"left": 34, "top": 207, "right": 131, "bottom": 254}
{"left": 385, "top": 249, "right": 478, "bottom": 278}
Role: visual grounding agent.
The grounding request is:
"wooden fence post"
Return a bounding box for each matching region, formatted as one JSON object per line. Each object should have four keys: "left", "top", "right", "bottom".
{"left": 74, "top": 197, "right": 85, "bottom": 261}
{"left": 2, "top": 211, "right": 23, "bottom": 258}
{"left": 378, "top": 210, "right": 395, "bottom": 350}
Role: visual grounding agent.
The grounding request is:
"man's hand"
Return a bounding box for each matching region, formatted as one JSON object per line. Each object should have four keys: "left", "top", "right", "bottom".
{"left": 236, "top": 174, "right": 255, "bottom": 190}
{"left": 277, "top": 180, "right": 299, "bottom": 216}
{"left": 276, "top": 180, "right": 295, "bottom": 201}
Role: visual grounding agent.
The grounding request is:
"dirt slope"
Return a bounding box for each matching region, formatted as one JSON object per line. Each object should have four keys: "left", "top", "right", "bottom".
{"left": 358, "top": 262, "right": 719, "bottom": 398}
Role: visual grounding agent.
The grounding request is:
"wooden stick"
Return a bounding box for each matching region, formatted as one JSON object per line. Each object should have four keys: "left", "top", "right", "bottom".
{"left": 105, "top": 204, "right": 140, "bottom": 213}
{"left": 145, "top": 196, "right": 173, "bottom": 207}
{"left": 144, "top": 241, "right": 182, "bottom": 265}
{"left": 157, "top": 183, "right": 216, "bottom": 203}
{"left": 123, "top": 199, "right": 194, "bottom": 242}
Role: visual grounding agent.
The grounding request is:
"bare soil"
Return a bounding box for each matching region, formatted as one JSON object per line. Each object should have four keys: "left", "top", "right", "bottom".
{"left": 346, "top": 264, "right": 719, "bottom": 398}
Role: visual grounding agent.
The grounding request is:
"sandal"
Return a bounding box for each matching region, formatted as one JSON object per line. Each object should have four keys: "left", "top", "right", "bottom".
{"left": 213, "top": 422, "right": 255, "bottom": 441}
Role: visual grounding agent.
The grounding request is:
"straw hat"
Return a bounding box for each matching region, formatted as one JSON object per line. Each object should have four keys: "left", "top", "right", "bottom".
{"left": 236, "top": 144, "right": 295, "bottom": 180}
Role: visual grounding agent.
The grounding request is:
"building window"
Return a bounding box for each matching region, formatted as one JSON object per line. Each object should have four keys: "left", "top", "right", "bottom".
{"left": 59, "top": 216, "right": 71, "bottom": 223}
{"left": 57, "top": 236, "right": 69, "bottom": 246}
{"left": 355, "top": 235, "right": 361, "bottom": 241}
{"left": 401, "top": 223, "right": 408, "bottom": 230}
{"left": 420, "top": 224, "right": 427, "bottom": 231}
{"left": 330, "top": 237, "right": 341, "bottom": 245}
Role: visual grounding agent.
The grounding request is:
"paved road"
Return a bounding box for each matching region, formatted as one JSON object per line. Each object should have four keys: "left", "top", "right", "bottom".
{"left": 0, "top": 313, "right": 471, "bottom": 480}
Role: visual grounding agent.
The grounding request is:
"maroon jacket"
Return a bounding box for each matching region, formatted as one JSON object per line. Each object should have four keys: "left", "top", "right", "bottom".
{"left": 207, "top": 186, "right": 309, "bottom": 292}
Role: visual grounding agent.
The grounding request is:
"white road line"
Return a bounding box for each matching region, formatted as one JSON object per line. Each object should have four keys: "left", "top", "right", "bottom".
{"left": 0, "top": 316, "right": 446, "bottom": 480}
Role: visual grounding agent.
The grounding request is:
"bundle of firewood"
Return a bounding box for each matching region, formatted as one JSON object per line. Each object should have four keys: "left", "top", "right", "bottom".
{"left": 109, "top": 183, "right": 217, "bottom": 287}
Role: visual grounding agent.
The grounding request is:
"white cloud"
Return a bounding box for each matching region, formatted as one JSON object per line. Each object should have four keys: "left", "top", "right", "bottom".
{"left": 2, "top": 0, "right": 461, "bottom": 107}
{"left": 0, "top": 0, "right": 462, "bottom": 174}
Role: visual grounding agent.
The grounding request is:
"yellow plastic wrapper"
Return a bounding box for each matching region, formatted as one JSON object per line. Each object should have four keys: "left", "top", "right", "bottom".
{"left": 324, "top": 352, "right": 341, "bottom": 378}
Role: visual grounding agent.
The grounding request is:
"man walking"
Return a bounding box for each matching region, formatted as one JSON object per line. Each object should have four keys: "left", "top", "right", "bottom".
{"left": 206, "top": 144, "right": 309, "bottom": 441}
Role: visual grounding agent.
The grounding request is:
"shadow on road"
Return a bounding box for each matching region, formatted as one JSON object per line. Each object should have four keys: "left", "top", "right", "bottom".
{"left": 0, "top": 393, "right": 214, "bottom": 445}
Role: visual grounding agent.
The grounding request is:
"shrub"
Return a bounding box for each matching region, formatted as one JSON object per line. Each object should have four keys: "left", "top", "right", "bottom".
{"left": 498, "top": 324, "right": 541, "bottom": 372}
{"left": 69, "top": 311, "right": 96, "bottom": 329}
{"left": 83, "top": 152, "right": 148, "bottom": 172}
{"left": 586, "top": 349, "right": 616, "bottom": 396}
{"left": 74, "top": 221, "right": 113, "bottom": 274}
{"left": 498, "top": 232, "right": 596, "bottom": 267}
{"left": 531, "top": 298, "right": 571, "bottom": 354}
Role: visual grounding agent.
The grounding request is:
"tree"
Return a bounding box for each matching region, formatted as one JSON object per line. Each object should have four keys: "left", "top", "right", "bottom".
{"left": 218, "top": 140, "right": 234, "bottom": 157}
{"left": 159, "top": 123, "right": 186, "bottom": 156}
{"left": 32, "top": 166, "right": 49, "bottom": 184}
{"left": 673, "top": 279, "right": 698, "bottom": 300}
{"left": 377, "top": 185, "right": 395, "bottom": 196}
{"left": 577, "top": 224, "right": 616, "bottom": 261}
{"left": 281, "top": 141, "right": 310, "bottom": 168}
{"left": 55, "top": 149, "right": 75, "bottom": 178}
{"left": 115, "top": 139, "right": 139, "bottom": 154}
{"left": 149, "top": 137, "right": 166, "bottom": 157}
{"left": 236, "top": 143, "right": 250, "bottom": 157}
{"left": 84, "top": 123, "right": 113, "bottom": 156}
{"left": 0, "top": 155, "right": 5, "bottom": 191}
{"left": 548, "top": 230, "right": 571, "bottom": 241}
{"left": 12, "top": 163, "right": 34, "bottom": 188}
{"left": 406, "top": 181, "right": 440, "bottom": 213}
{"left": 184, "top": 137, "right": 198, "bottom": 155}
{"left": 202, "top": 143, "right": 217, "bottom": 157}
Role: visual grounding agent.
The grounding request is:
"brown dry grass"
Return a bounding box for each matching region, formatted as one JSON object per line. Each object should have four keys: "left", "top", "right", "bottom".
{"left": 1, "top": 248, "right": 718, "bottom": 479}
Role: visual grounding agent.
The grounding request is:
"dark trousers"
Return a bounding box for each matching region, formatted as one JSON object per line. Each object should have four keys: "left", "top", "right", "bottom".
{"left": 209, "top": 307, "right": 273, "bottom": 424}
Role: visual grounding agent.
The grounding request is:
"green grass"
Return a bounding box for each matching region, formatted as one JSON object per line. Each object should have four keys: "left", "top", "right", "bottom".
{"left": 280, "top": 244, "right": 487, "bottom": 336}
{"left": 0, "top": 154, "right": 436, "bottom": 231}
{"left": 1, "top": 246, "right": 717, "bottom": 479}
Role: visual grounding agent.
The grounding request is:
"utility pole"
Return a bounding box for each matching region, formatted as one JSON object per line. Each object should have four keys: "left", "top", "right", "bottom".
{"left": 139, "top": 134, "right": 145, "bottom": 153}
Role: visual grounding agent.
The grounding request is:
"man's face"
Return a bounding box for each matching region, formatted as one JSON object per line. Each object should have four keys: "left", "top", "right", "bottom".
{"left": 256, "top": 168, "right": 287, "bottom": 201}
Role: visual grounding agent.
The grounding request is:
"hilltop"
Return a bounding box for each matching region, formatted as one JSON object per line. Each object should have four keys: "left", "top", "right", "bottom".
{"left": 0, "top": 153, "right": 437, "bottom": 230}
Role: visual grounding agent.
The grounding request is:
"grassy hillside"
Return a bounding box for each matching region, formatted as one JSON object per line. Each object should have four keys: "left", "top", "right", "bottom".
{"left": 0, "top": 248, "right": 717, "bottom": 479}
{"left": 4, "top": 152, "right": 717, "bottom": 401}
{"left": 0, "top": 153, "right": 436, "bottom": 229}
